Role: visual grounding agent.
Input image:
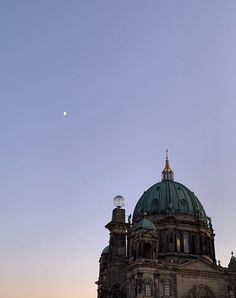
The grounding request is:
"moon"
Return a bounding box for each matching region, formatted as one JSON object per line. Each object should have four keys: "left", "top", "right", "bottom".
{"left": 63, "top": 111, "right": 67, "bottom": 117}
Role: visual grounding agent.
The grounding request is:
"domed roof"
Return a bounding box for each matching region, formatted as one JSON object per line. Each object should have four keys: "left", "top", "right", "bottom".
{"left": 101, "top": 246, "right": 109, "bottom": 255}
{"left": 133, "top": 179, "right": 206, "bottom": 221}
{"left": 135, "top": 218, "right": 156, "bottom": 231}
{"left": 133, "top": 154, "right": 207, "bottom": 222}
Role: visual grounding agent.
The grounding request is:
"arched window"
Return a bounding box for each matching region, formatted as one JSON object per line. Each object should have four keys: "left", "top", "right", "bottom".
{"left": 168, "top": 231, "right": 175, "bottom": 252}
{"left": 191, "top": 234, "right": 195, "bottom": 254}
{"left": 164, "top": 284, "right": 171, "bottom": 296}
{"left": 183, "top": 232, "right": 189, "bottom": 253}
{"left": 145, "top": 283, "right": 152, "bottom": 296}
{"left": 176, "top": 231, "right": 181, "bottom": 252}
{"left": 159, "top": 230, "right": 167, "bottom": 253}
{"left": 143, "top": 243, "right": 152, "bottom": 258}
{"left": 144, "top": 279, "right": 153, "bottom": 297}
{"left": 163, "top": 279, "right": 171, "bottom": 296}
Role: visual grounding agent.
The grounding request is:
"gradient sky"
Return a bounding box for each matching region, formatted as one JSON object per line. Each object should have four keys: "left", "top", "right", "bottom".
{"left": 1, "top": 1, "right": 236, "bottom": 297}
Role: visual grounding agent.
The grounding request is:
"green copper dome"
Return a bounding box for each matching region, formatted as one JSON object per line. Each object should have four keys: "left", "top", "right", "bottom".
{"left": 135, "top": 218, "right": 156, "bottom": 231}
{"left": 133, "top": 179, "right": 206, "bottom": 221}
{"left": 101, "top": 246, "right": 109, "bottom": 255}
{"left": 133, "top": 153, "right": 207, "bottom": 222}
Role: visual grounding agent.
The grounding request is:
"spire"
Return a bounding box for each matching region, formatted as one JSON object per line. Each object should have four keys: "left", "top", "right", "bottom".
{"left": 162, "top": 149, "right": 174, "bottom": 181}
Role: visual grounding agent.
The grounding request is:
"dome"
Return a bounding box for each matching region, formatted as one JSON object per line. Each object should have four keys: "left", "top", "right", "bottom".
{"left": 135, "top": 218, "right": 156, "bottom": 231}
{"left": 101, "top": 246, "right": 109, "bottom": 255}
{"left": 133, "top": 179, "right": 207, "bottom": 222}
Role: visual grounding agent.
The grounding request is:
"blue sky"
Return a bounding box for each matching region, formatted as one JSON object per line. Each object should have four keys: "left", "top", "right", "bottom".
{"left": 1, "top": 1, "right": 236, "bottom": 297}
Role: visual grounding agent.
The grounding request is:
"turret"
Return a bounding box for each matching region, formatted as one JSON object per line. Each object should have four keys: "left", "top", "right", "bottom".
{"left": 97, "top": 195, "right": 129, "bottom": 298}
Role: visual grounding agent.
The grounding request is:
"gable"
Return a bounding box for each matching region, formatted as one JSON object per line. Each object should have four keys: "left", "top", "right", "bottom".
{"left": 177, "top": 258, "right": 224, "bottom": 273}
{"left": 135, "top": 229, "right": 157, "bottom": 239}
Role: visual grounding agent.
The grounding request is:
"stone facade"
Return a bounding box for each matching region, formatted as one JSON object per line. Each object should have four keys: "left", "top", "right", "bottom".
{"left": 96, "top": 158, "right": 236, "bottom": 298}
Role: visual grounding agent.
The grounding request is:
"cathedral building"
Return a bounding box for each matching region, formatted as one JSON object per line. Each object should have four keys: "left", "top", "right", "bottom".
{"left": 96, "top": 155, "right": 236, "bottom": 298}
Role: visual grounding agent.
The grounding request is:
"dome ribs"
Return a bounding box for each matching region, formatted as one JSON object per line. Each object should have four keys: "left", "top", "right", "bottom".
{"left": 133, "top": 180, "right": 207, "bottom": 223}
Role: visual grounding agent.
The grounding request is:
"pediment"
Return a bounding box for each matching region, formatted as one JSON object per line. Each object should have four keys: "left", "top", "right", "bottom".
{"left": 135, "top": 230, "right": 157, "bottom": 239}
{"left": 177, "top": 258, "right": 224, "bottom": 273}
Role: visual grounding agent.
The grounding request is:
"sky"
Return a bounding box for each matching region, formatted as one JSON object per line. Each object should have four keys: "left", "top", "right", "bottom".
{"left": 1, "top": 1, "right": 236, "bottom": 297}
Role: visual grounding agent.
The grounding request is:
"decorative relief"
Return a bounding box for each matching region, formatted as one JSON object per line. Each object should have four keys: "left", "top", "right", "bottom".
{"left": 179, "top": 269, "right": 221, "bottom": 279}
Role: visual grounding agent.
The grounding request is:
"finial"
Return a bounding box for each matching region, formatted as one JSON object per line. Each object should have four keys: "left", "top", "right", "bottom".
{"left": 232, "top": 251, "right": 234, "bottom": 257}
{"left": 162, "top": 149, "right": 174, "bottom": 181}
{"left": 166, "top": 149, "right": 168, "bottom": 160}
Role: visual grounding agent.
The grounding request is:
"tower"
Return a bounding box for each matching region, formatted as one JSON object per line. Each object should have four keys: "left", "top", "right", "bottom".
{"left": 97, "top": 195, "right": 129, "bottom": 298}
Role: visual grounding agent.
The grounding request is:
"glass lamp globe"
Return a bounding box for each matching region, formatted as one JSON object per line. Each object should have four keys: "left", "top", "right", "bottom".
{"left": 113, "top": 195, "right": 125, "bottom": 208}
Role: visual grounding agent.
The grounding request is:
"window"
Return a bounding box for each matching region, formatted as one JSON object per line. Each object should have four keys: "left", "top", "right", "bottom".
{"left": 183, "top": 233, "right": 189, "bottom": 253}
{"left": 191, "top": 234, "right": 195, "bottom": 254}
{"left": 145, "top": 284, "right": 152, "bottom": 296}
{"left": 163, "top": 280, "right": 171, "bottom": 296}
{"left": 159, "top": 231, "right": 167, "bottom": 252}
{"left": 143, "top": 243, "right": 152, "bottom": 258}
{"left": 164, "top": 284, "right": 170, "bottom": 296}
{"left": 176, "top": 231, "right": 181, "bottom": 252}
